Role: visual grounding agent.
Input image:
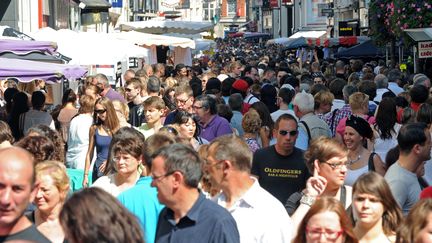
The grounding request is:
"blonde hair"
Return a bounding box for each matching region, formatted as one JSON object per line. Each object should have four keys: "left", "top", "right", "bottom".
{"left": 165, "top": 77, "right": 178, "bottom": 89}
{"left": 349, "top": 92, "right": 369, "bottom": 111}
{"left": 314, "top": 90, "right": 335, "bottom": 106}
{"left": 242, "top": 109, "right": 262, "bottom": 133}
{"left": 35, "top": 161, "right": 70, "bottom": 200}
{"left": 112, "top": 100, "right": 130, "bottom": 120}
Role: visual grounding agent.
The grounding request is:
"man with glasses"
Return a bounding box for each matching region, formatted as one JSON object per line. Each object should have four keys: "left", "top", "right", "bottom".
{"left": 125, "top": 78, "right": 145, "bottom": 127}
{"left": 94, "top": 73, "right": 126, "bottom": 103}
{"left": 151, "top": 144, "right": 240, "bottom": 243}
{"left": 193, "top": 95, "right": 232, "bottom": 142}
{"left": 163, "top": 85, "right": 194, "bottom": 125}
{"left": 206, "top": 135, "right": 293, "bottom": 242}
{"left": 252, "top": 114, "right": 310, "bottom": 204}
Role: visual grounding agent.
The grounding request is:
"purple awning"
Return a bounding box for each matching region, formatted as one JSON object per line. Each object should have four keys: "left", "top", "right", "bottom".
{"left": 0, "top": 58, "right": 87, "bottom": 83}
{"left": 0, "top": 39, "right": 57, "bottom": 55}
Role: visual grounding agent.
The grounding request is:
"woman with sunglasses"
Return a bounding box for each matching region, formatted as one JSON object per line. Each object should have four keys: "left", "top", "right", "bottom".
{"left": 351, "top": 172, "right": 402, "bottom": 243}
{"left": 83, "top": 97, "right": 120, "bottom": 187}
{"left": 287, "top": 137, "right": 351, "bottom": 233}
{"left": 294, "top": 197, "right": 358, "bottom": 243}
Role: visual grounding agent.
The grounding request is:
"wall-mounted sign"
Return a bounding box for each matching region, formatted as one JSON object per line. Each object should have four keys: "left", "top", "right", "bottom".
{"left": 339, "top": 21, "right": 354, "bottom": 36}
{"left": 419, "top": 41, "right": 432, "bottom": 59}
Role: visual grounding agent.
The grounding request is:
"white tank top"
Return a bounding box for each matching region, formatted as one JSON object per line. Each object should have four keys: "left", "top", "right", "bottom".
{"left": 344, "top": 165, "right": 369, "bottom": 186}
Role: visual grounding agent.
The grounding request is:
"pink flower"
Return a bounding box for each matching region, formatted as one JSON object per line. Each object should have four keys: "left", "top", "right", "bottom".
{"left": 417, "top": 8, "right": 421, "bottom": 12}
{"left": 380, "top": 3, "right": 384, "bottom": 7}
{"left": 411, "top": 3, "right": 416, "bottom": 7}
{"left": 398, "top": 9, "right": 401, "bottom": 13}
{"left": 403, "top": 23, "right": 408, "bottom": 29}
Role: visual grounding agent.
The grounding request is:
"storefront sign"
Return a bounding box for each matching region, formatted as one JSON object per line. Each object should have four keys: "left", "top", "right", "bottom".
{"left": 419, "top": 41, "right": 432, "bottom": 59}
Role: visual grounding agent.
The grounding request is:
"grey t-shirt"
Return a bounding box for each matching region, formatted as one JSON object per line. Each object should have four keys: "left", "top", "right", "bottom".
{"left": 0, "top": 224, "right": 51, "bottom": 243}
{"left": 385, "top": 162, "right": 421, "bottom": 215}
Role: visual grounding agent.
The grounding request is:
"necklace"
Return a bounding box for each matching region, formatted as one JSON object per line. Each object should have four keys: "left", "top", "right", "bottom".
{"left": 348, "top": 154, "right": 362, "bottom": 165}
{"left": 102, "top": 125, "right": 111, "bottom": 132}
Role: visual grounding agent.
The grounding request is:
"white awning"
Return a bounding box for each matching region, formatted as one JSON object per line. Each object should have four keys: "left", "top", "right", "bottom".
{"left": 289, "top": 30, "right": 326, "bottom": 39}
{"left": 109, "top": 31, "right": 195, "bottom": 49}
{"left": 404, "top": 28, "right": 432, "bottom": 42}
{"left": 120, "top": 20, "right": 215, "bottom": 35}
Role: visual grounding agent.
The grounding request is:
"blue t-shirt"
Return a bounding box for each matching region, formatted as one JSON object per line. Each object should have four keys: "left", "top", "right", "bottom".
{"left": 117, "top": 177, "right": 164, "bottom": 243}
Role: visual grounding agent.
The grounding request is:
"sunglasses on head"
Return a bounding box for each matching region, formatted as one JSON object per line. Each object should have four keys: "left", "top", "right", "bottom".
{"left": 94, "top": 109, "right": 106, "bottom": 114}
{"left": 279, "top": 130, "right": 298, "bottom": 136}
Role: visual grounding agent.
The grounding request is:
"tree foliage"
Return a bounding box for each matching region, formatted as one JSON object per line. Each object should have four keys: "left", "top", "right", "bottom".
{"left": 369, "top": 0, "right": 432, "bottom": 46}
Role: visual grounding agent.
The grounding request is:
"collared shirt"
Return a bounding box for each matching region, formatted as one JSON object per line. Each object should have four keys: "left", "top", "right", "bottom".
{"left": 319, "top": 104, "right": 352, "bottom": 137}
{"left": 214, "top": 178, "right": 293, "bottom": 243}
{"left": 155, "top": 193, "right": 240, "bottom": 243}
{"left": 388, "top": 82, "right": 404, "bottom": 96}
{"left": 200, "top": 115, "right": 233, "bottom": 142}
{"left": 230, "top": 111, "right": 244, "bottom": 137}
{"left": 105, "top": 88, "right": 126, "bottom": 103}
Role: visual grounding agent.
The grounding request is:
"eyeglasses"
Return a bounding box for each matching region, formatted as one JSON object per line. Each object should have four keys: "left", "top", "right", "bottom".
{"left": 176, "top": 97, "right": 190, "bottom": 105}
{"left": 94, "top": 109, "right": 107, "bottom": 114}
{"left": 278, "top": 130, "right": 298, "bottom": 136}
{"left": 306, "top": 227, "right": 344, "bottom": 240}
{"left": 151, "top": 171, "right": 175, "bottom": 181}
{"left": 321, "top": 161, "right": 348, "bottom": 170}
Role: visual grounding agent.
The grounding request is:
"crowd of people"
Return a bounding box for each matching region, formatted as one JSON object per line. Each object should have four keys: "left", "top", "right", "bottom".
{"left": 1, "top": 37, "right": 432, "bottom": 243}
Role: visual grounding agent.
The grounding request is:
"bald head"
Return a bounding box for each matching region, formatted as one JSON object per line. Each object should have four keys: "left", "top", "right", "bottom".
{"left": 0, "top": 147, "right": 35, "bottom": 185}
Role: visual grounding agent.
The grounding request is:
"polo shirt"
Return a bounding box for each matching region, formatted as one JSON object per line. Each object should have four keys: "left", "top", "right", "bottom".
{"left": 199, "top": 115, "right": 233, "bottom": 142}
{"left": 155, "top": 193, "right": 240, "bottom": 243}
{"left": 105, "top": 88, "right": 126, "bottom": 103}
{"left": 214, "top": 177, "right": 293, "bottom": 242}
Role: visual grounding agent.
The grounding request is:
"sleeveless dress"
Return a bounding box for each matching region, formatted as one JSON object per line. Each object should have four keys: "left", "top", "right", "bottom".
{"left": 92, "top": 128, "right": 111, "bottom": 182}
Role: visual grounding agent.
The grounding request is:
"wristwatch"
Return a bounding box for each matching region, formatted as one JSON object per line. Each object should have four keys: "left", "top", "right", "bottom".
{"left": 300, "top": 194, "right": 316, "bottom": 206}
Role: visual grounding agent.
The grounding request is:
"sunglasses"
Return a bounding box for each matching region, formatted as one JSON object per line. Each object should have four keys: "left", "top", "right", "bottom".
{"left": 94, "top": 109, "right": 107, "bottom": 114}
{"left": 279, "top": 130, "right": 298, "bottom": 136}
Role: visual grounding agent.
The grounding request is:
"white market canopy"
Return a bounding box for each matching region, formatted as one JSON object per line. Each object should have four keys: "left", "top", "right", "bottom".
{"left": 120, "top": 20, "right": 215, "bottom": 35}
{"left": 289, "top": 30, "right": 327, "bottom": 39}
{"left": 109, "top": 31, "right": 195, "bottom": 49}
{"left": 29, "top": 28, "right": 149, "bottom": 65}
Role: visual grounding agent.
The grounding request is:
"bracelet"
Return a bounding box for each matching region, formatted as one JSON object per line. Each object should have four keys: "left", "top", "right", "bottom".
{"left": 84, "top": 172, "right": 89, "bottom": 175}
{"left": 300, "top": 194, "right": 316, "bottom": 207}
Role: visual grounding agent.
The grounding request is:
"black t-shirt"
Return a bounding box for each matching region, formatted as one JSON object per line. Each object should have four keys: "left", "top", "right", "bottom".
{"left": 128, "top": 102, "right": 145, "bottom": 127}
{"left": 0, "top": 224, "right": 51, "bottom": 243}
{"left": 251, "top": 146, "right": 310, "bottom": 204}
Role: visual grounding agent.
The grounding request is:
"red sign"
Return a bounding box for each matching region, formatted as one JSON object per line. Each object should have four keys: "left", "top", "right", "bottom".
{"left": 282, "top": 0, "right": 293, "bottom": 4}
{"left": 270, "top": 0, "right": 278, "bottom": 8}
